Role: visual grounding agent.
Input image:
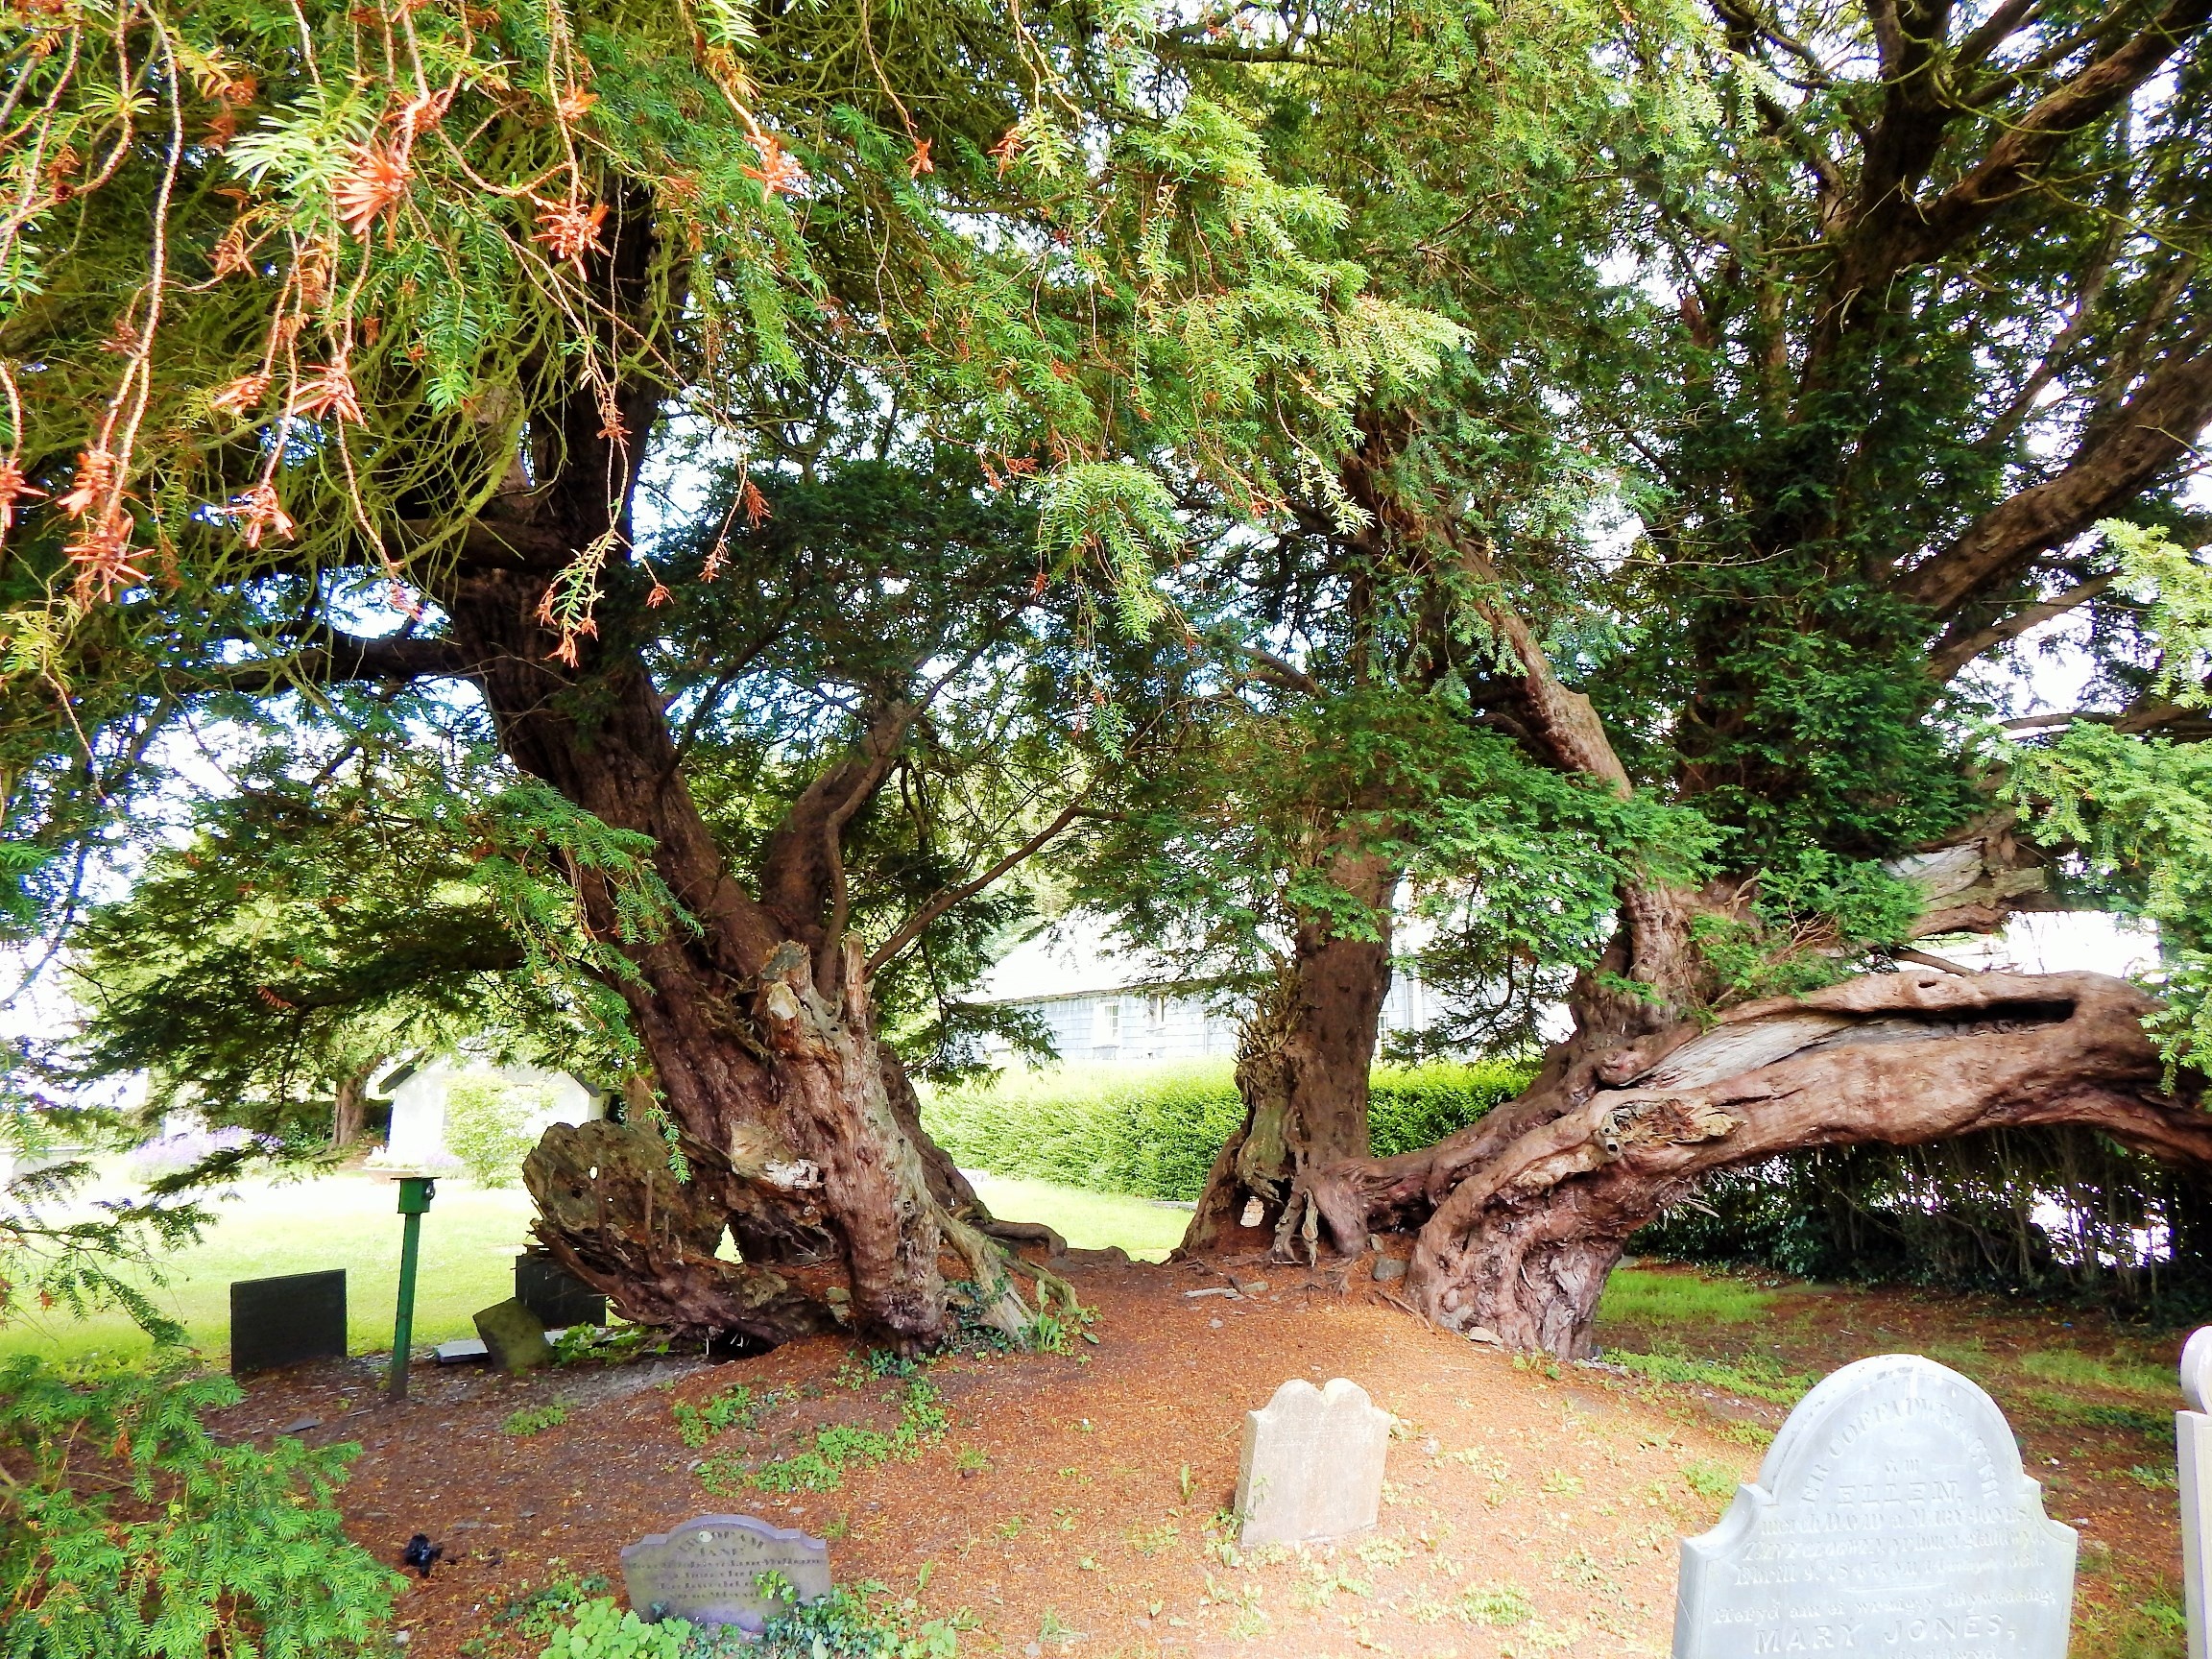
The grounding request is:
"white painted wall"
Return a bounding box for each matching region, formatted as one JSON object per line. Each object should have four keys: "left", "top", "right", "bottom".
{"left": 374, "top": 1054, "right": 609, "bottom": 1170}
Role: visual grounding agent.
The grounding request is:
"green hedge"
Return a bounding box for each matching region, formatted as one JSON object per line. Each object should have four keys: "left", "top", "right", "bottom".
{"left": 919, "top": 1057, "right": 1533, "bottom": 1203}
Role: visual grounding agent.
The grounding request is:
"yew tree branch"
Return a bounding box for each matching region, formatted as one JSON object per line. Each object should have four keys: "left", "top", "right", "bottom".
{"left": 1896, "top": 341, "right": 2212, "bottom": 619}
{"left": 865, "top": 799, "right": 1086, "bottom": 976}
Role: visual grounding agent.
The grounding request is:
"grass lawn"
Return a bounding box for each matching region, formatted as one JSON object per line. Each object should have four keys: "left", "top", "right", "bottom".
{"left": 966, "top": 1170, "right": 1190, "bottom": 1261}
{"left": 4, "top": 1167, "right": 1190, "bottom": 1363}
{"left": 1599, "top": 1265, "right": 1777, "bottom": 1325}
{"left": 1, "top": 1171, "right": 540, "bottom": 1365}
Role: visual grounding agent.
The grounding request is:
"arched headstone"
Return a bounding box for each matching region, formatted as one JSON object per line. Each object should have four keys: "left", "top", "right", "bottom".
{"left": 2176, "top": 1328, "right": 2212, "bottom": 1659}
{"left": 619, "top": 1514, "right": 830, "bottom": 1632}
{"left": 1675, "top": 1354, "right": 2075, "bottom": 1659}
{"left": 1236, "top": 1377, "right": 1391, "bottom": 1547}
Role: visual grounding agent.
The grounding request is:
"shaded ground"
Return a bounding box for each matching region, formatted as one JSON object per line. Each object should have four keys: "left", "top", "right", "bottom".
{"left": 204, "top": 1258, "right": 2192, "bottom": 1659}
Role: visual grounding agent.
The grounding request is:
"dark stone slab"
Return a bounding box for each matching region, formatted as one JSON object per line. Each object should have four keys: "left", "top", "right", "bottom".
{"left": 229, "top": 1269, "right": 348, "bottom": 1375}
{"left": 620, "top": 1514, "right": 830, "bottom": 1632}
{"left": 472, "top": 1297, "right": 553, "bottom": 1374}
{"left": 516, "top": 1254, "right": 607, "bottom": 1330}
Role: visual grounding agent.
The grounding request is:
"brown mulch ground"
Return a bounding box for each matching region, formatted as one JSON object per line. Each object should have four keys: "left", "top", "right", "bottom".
{"left": 204, "top": 1257, "right": 2192, "bottom": 1659}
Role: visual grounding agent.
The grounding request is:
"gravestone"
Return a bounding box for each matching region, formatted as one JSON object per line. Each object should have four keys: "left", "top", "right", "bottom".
{"left": 1675, "top": 1353, "right": 2076, "bottom": 1659}
{"left": 516, "top": 1253, "right": 607, "bottom": 1330}
{"left": 472, "top": 1297, "right": 553, "bottom": 1374}
{"left": 2176, "top": 1328, "right": 2212, "bottom": 1659}
{"left": 620, "top": 1514, "right": 831, "bottom": 1632}
{"left": 229, "top": 1269, "right": 348, "bottom": 1375}
{"left": 1236, "top": 1377, "right": 1391, "bottom": 1547}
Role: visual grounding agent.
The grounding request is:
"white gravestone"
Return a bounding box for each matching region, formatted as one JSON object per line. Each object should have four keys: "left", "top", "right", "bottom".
{"left": 1674, "top": 1354, "right": 2075, "bottom": 1659}
{"left": 2176, "top": 1328, "right": 2212, "bottom": 1659}
{"left": 619, "top": 1514, "right": 830, "bottom": 1634}
{"left": 1236, "top": 1377, "right": 1391, "bottom": 1547}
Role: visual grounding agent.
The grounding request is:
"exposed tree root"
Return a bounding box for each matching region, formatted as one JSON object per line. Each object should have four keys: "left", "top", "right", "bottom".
{"left": 1307, "top": 969, "right": 2212, "bottom": 1358}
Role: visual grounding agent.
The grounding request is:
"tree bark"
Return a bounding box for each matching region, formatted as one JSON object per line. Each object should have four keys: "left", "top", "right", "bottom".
{"left": 331, "top": 1062, "right": 377, "bottom": 1149}
{"left": 1309, "top": 966, "right": 2212, "bottom": 1357}
{"left": 1181, "top": 847, "right": 1398, "bottom": 1260}
{"left": 447, "top": 561, "right": 1033, "bottom": 1352}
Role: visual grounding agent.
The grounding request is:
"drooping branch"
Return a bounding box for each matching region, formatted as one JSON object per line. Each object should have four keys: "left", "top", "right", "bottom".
{"left": 1926, "top": 572, "right": 2119, "bottom": 680}
{"left": 1907, "top": 0, "right": 2212, "bottom": 267}
{"left": 187, "top": 631, "right": 476, "bottom": 693}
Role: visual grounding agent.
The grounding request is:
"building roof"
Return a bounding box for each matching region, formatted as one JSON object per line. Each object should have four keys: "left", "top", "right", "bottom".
{"left": 971, "top": 922, "right": 1177, "bottom": 1003}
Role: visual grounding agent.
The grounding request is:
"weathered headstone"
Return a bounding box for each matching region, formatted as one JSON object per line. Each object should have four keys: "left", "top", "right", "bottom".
{"left": 1236, "top": 1377, "right": 1391, "bottom": 1546}
{"left": 2176, "top": 1328, "right": 2212, "bottom": 1659}
{"left": 516, "top": 1253, "right": 607, "bottom": 1330}
{"left": 1674, "top": 1354, "right": 2076, "bottom": 1659}
{"left": 229, "top": 1269, "right": 348, "bottom": 1375}
{"left": 472, "top": 1297, "right": 553, "bottom": 1374}
{"left": 620, "top": 1514, "right": 831, "bottom": 1632}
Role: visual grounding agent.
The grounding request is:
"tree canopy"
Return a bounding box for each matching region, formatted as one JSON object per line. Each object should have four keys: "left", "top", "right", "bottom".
{"left": 4, "top": 0, "right": 2212, "bottom": 1354}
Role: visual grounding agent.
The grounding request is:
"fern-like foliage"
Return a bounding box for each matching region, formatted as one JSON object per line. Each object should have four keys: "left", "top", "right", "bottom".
{"left": 0, "top": 1355, "right": 402, "bottom": 1658}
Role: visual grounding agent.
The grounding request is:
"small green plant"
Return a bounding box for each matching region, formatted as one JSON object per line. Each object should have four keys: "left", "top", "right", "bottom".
{"left": 462, "top": 1575, "right": 611, "bottom": 1656}
{"left": 0, "top": 1353, "right": 402, "bottom": 1659}
{"left": 557, "top": 1323, "right": 666, "bottom": 1366}
{"left": 1177, "top": 1462, "right": 1196, "bottom": 1502}
{"left": 1681, "top": 1460, "right": 1740, "bottom": 1503}
{"left": 1538, "top": 1469, "right": 1583, "bottom": 1496}
{"left": 738, "top": 1380, "right": 950, "bottom": 1494}
{"left": 1038, "top": 1609, "right": 1083, "bottom": 1646}
{"left": 2072, "top": 1575, "right": 2186, "bottom": 1659}
{"left": 1612, "top": 1348, "right": 1814, "bottom": 1406}
{"left": 672, "top": 1383, "right": 785, "bottom": 1449}
{"left": 505, "top": 1402, "right": 570, "bottom": 1436}
{"left": 1126, "top": 1520, "right": 1179, "bottom": 1556}
{"left": 954, "top": 1447, "right": 990, "bottom": 1474}
{"left": 2129, "top": 1464, "right": 2181, "bottom": 1491}
{"left": 1460, "top": 1583, "right": 1536, "bottom": 1626}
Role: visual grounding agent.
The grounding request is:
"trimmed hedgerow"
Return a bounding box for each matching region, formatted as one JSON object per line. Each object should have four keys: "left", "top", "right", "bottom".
{"left": 918, "top": 1058, "right": 1533, "bottom": 1203}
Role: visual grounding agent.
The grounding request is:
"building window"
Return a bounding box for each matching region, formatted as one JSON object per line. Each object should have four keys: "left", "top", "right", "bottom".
{"left": 1093, "top": 998, "right": 1122, "bottom": 1056}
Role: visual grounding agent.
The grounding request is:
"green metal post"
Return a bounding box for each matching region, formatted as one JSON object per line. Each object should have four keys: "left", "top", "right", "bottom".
{"left": 387, "top": 1175, "right": 436, "bottom": 1402}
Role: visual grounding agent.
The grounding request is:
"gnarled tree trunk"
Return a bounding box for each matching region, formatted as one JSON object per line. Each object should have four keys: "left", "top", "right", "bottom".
{"left": 410, "top": 198, "right": 1055, "bottom": 1355}
{"left": 1181, "top": 847, "right": 1398, "bottom": 1261}
{"left": 449, "top": 563, "right": 1040, "bottom": 1350}
{"left": 331, "top": 1061, "right": 378, "bottom": 1149}
{"left": 1310, "top": 966, "right": 2212, "bottom": 1356}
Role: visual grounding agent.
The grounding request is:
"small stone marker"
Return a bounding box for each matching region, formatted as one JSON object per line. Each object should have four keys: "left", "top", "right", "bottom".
{"left": 619, "top": 1514, "right": 831, "bottom": 1632}
{"left": 471, "top": 1297, "right": 553, "bottom": 1374}
{"left": 1674, "top": 1353, "right": 2075, "bottom": 1659}
{"left": 516, "top": 1253, "right": 607, "bottom": 1330}
{"left": 2177, "top": 1329, "right": 2212, "bottom": 1659}
{"left": 229, "top": 1269, "right": 348, "bottom": 1375}
{"left": 1236, "top": 1377, "right": 1391, "bottom": 1546}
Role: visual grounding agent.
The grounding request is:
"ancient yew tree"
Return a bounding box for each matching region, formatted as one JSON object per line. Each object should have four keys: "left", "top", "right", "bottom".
{"left": 13, "top": 0, "right": 2212, "bottom": 1360}
{"left": 1104, "top": 0, "right": 2212, "bottom": 1352}
{"left": 1, "top": 0, "right": 1454, "bottom": 1347}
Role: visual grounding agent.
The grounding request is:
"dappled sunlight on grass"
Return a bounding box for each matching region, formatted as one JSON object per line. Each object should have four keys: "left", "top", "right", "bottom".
{"left": 0, "top": 1169, "right": 536, "bottom": 1364}
{"left": 1599, "top": 1266, "right": 1776, "bottom": 1326}
{"left": 965, "top": 1171, "right": 1190, "bottom": 1262}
